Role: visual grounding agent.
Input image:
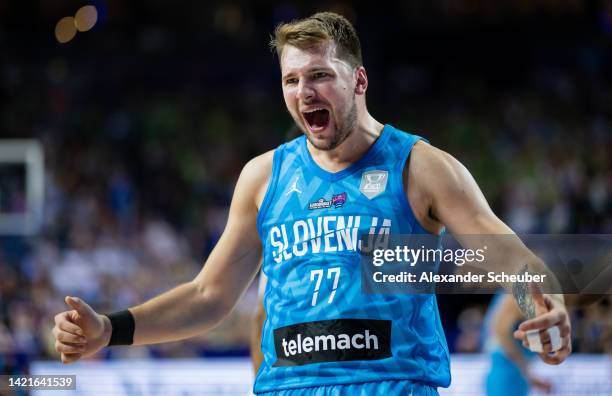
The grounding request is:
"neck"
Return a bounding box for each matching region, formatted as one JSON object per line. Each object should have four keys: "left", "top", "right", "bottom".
{"left": 306, "top": 112, "right": 384, "bottom": 173}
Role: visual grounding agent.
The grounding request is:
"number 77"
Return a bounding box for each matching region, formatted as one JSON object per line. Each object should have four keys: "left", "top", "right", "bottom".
{"left": 310, "top": 267, "right": 341, "bottom": 306}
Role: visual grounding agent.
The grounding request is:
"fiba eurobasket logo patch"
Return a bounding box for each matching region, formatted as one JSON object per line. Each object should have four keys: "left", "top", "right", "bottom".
{"left": 308, "top": 192, "right": 347, "bottom": 210}
{"left": 360, "top": 170, "right": 388, "bottom": 199}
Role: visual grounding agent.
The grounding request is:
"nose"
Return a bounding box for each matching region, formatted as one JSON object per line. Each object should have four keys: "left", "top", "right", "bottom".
{"left": 296, "top": 79, "right": 315, "bottom": 102}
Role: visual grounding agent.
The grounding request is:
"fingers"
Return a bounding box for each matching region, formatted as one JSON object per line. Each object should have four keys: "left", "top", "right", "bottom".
{"left": 518, "top": 309, "right": 564, "bottom": 331}
{"left": 515, "top": 327, "right": 572, "bottom": 363}
{"left": 65, "top": 296, "right": 85, "bottom": 312}
{"left": 61, "top": 352, "right": 82, "bottom": 364}
{"left": 514, "top": 325, "right": 571, "bottom": 354}
{"left": 540, "top": 339, "right": 554, "bottom": 353}
{"left": 516, "top": 332, "right": 555, "bottom": 353}
{"left": 542, "top": 294, "right": 555, "bottom": 311}
{"left": 53, "top": 311, "right": 86, "bottom": 351}
{"left": 65, "top": 296, "right": 98, "bottom": 322}
{"left": 540, "top": 352, "right": 563, "bottom": 365}
{"left": 53, "top": 326, "right": 87, "bottom": 344}
{"left": 54, "top": 314, "right": 84, "bottom": 336}
{"left": 53, "top": 310, "right": 88, "bottom": 357}
{"left": 515, "top": 321, "right": 571, "bottom": 340}
{"left": 538, "top": 336, "right": 572, "bottom": 365}
{"left": 55, "top": 339, "right": 86, "bottom": 354}
{"left": 521, "top": 338, "right": 529, "bottom": 349}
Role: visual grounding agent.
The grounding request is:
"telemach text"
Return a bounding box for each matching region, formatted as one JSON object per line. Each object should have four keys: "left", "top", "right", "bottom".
{"left": 281, "top": 330, "right": 380, "bottom": 358}
{"left": 373, "top": 271, "right": 547, "bottom": 284}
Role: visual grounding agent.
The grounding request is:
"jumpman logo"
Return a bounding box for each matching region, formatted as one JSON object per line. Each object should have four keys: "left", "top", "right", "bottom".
{"left": 285, "top": 176, "right": 302, "bottom": 195}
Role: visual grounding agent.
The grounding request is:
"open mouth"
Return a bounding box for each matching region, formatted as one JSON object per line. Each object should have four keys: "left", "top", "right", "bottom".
{"left": 302, "top": 108, "right": 330, "bottom": 131}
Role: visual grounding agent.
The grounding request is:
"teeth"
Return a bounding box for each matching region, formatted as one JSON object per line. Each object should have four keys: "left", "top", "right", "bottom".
{"left": 303, "top": 107, "right": 325, "bottom": 113}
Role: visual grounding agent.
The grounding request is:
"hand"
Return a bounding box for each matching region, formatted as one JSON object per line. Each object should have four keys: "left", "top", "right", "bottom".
{"left": 528, "top": 374, "right": 553, "bottom": 393}
{"left": 513, "top": 285, "right": 572, "bottom": 364}
{"left": 52, "top": 296, "right": 112, "bottom": 364}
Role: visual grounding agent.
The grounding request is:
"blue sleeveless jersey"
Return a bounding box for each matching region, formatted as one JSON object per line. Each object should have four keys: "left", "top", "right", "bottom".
{"left": 254, "top": 125, "right": 451, "bottom": 393}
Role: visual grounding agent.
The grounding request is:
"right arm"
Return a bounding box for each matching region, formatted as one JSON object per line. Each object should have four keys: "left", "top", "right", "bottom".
{"left": 52, "top": 151, "right": 273, "bottom": 363}
{"left": 129, "top": 151, "right": 267, "bottom": 345}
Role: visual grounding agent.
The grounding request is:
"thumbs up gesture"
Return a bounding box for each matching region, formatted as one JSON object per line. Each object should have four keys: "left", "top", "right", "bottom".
{"left": 52, "top": 296, "right": 112, "bottom": 364}
{"left": 513, "top": 284, "right": 572, "bottom": 364}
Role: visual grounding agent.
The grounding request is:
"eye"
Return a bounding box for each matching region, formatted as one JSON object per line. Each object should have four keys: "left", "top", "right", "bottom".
{"left": 313, "top": 72, "right": 328, "bottom": 79}
{"left": 284, "top": 77, "right": 298, "bottom": 85}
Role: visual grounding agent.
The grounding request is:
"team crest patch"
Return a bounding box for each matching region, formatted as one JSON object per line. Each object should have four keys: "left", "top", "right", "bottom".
{"left": 359, "top": 170, "right": 388, "bottom": 199}
{"left": 308, "top": 192, "right": 347, "bottom": 210}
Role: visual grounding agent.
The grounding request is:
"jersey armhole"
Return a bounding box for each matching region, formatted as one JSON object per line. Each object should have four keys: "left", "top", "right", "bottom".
{"left": 393, "top": 136, "right": 439, "bottom": 236}
{"left": 256, "top": 147, "right": 282, "bottom": 236}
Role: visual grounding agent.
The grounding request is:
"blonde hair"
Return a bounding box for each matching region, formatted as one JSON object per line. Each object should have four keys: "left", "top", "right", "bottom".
{"left": 270, "top": 12, "right": 362, "bottom": 68}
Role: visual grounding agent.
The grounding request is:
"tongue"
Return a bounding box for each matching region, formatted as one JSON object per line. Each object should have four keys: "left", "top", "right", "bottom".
{"left": 310, "top": 110, "right": 329, "bottom": 129}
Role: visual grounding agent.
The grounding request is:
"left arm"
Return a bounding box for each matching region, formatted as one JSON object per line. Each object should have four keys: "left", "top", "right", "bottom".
{"left": 407, "top": 141, "right": 571, "bottom": 364}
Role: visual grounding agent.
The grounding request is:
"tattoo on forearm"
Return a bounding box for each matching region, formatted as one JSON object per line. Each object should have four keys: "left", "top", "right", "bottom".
{"left": 512, "top": 264, "right": 536, "bottom": 319}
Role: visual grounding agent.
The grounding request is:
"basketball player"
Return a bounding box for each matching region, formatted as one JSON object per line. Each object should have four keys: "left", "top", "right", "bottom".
{"left": 52, "top": 12, "right": 571, "bottom": 395}
{"left": 483, "top": 294, "right": 552, "bottom": 395}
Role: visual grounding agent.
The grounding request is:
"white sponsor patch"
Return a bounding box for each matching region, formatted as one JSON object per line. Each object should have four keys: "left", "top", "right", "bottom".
{"left": 360, "top": 170, "right": 388, "bottom": 199}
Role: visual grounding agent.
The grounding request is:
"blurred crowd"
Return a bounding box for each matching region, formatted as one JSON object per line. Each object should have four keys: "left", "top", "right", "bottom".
{"left": 0, "top": 1, "right": 611, "bottom": 375}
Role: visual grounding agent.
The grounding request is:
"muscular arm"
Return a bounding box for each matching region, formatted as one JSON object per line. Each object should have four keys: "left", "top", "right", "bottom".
{"left": 53, "top": 152, "right": 273, "bottom": 363}
{"left": 409, "top": 142, "right": 562, "bottom": 310}
{"left": 407, "top": 141, "right": 570, "bottom": 363}
{"left": 125, "top": 153, "right": 273, "bottom": 345}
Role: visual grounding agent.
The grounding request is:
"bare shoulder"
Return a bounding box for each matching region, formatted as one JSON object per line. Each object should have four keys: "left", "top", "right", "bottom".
{"left": 407, "top": 139, "right": 499, "bottom": 234}
{"left": 404, "top": 140, "right": 473, "bottom": 232}
{"left": 239, "top": 149, "right": 275, "bottom": 209}
{"left": 410, "top": 141, "right": 463, "bottom": 181}
{"left": 409, "top": 140, "right": 472, "bottom": 196}
{"left": 242, "top": 149, "right": 274, "bottom": 180}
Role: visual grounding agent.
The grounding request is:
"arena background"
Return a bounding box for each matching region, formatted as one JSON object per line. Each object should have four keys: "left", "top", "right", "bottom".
{"left": 0, "top": 1, "right": 611, "bottom": 395}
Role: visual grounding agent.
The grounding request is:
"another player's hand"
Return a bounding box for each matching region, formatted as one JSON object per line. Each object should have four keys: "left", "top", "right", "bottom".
{"left": 513, "top": 288, "right": 572, "bottom": 365}
{"left": 52, "top": 296, "right": 111, "bottom": 364}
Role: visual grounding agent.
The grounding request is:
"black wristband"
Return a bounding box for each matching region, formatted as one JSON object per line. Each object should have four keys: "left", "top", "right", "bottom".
{"left": 105, "top": 310, "right": 135, "bottom": 346}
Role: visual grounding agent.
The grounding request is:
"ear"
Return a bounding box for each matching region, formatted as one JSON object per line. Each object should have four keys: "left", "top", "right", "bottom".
{"left": 354, "top": 66, "right": 368, "bottom": 95}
